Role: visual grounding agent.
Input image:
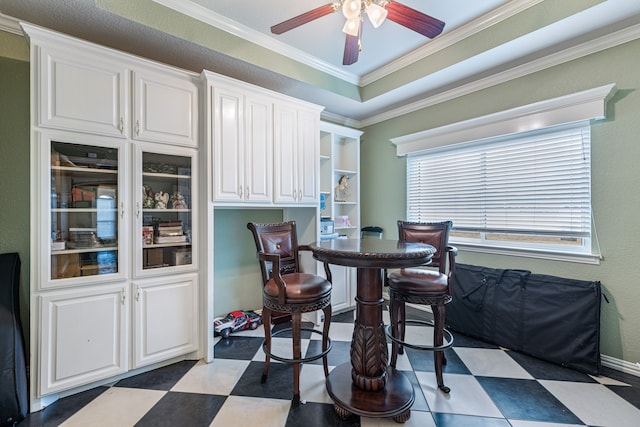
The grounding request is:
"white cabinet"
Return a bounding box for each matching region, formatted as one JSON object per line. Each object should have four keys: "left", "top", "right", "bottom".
{"left": 210, "top": 80, "right": 272, "bottom": 203}
{"left": 318, "top": 122, "right": 363, "bottom": 312}
{"left": 35, "top": 42, "right": 129, "bottom": 138}
{"left": 26, "top": 24, "right": 201, "bottom": 403}
{"left": 38, "top": 283, "right": 129, "bottom": 395}
{"left": 29, "top": 24, "right": 198, "bottom": 147}
{"left": 132, "top": 274, "right": 198, "bottom": 368}
{"left": 133, "top": 142, "right": 198, "bottom": 278}
{"left": 204, "top": 70, "right": 322, "bottom": 206}
{"left": 132, "top": 68, "right": 199, "bottom": 147}
{"left": 273, "top": 103, "right": 320, "bottom": 205}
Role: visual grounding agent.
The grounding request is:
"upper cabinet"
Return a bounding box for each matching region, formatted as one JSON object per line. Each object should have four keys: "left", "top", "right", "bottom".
{"left": 30, "top": 24, "right": 198, "bottom": 147}
{"left": 273, "top": 104, "right": 319, "bottom": 205}
{"left": 203, "top": 71, "right": 323, "bottom": 207}
{"left": 132, "top": 68, "right": 199, "bottom": 147}
{"left": 35, "top": 43, "right": 130, "bottom": 138}
{"left": 209, "top": 79, "right": 273, "bottom": 203}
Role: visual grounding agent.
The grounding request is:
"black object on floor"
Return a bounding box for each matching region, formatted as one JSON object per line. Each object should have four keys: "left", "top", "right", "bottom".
{"left": 446, "top": 263, "right": 602, "bottom": 375}
{"left": 0, "top": 253, "right": 28, "bottom": 427}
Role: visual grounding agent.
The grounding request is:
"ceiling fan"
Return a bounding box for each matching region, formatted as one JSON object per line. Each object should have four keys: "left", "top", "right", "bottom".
{"left": 270, "top": 0, "right": 445, "bottom": 66}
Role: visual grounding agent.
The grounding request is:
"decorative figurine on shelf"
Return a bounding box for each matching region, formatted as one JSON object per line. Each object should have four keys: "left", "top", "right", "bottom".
{"left": 334, "top": 174, "right": 350, "bottom": 202}
{"left": 154, "top": 191, "right": 169, "bottom": 209}
{"left": 142, "top": 185, "right": 155, "bottom": 209}
{"left": 170, "top": 192, "right": 188, "bottom": 210}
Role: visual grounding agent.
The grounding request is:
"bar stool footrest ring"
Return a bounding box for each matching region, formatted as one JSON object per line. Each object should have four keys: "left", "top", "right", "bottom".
{"left": 264, "top": 327, "right": 333, "bottom": 364}
{"left": 385, "top": 319, "right": 454, "bottom": 352}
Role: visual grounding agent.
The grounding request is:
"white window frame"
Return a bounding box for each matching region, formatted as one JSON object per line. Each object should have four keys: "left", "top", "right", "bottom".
{"left": 391, "top": 84, "right": 617, "bottom": 264}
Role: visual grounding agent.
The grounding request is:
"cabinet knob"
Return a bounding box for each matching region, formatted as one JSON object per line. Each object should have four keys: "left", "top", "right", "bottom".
{"left": 135, "top": 120, "right": 140, "bottom": 136}
{"left": 120, "top": 289, "right": 126, "bottom": 305}
{"left": 120, "top": 202, "right": 125, "bottom": 219}
{"left": 119, "top": 117, "right": 124, "bottom": 134}
{"left": 136, "top": 202, "right": 140, "bottom": 218}
{"left": 239, "top": 186, "right": 243, "bottom": 198}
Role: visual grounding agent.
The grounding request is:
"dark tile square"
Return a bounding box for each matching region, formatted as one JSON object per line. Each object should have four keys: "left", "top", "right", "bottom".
{"left": 607, "top": 385, "right": 640, "bottom": 410}
{"left": 601, "top": 366, "right": 640, "bottom": 388}
{"left": 271, "top": 321, "right": 315, "bottom": 339}
{"left": 135, "top": 391, "right": 226, "bottom": 427}
{"left": 114, "top": 360, "right": 197, "bottom": 391}
{"left": 306, "top": 339, "right": 351, "bottom": 367}
{"left": 450, "top": 332, "right": 500, "bottom": 349}
{"left": 406, "top": 347, "right": 470, "bottom": 375}
{"left": 231, "top": 360, "right": 297, "bottom": 400}
{"left": 286, "top": 401, "right": 359, "bottom": 427}
{"left": 506, "top": 350, "right": 597, "bottom": 382}
{"left": 331, "top": 310, "right": 355, "bottom": 324}
{"left": 476, "top": 377, "right": 582, "bottom": 424}
{"left": 214, "top": 335, "right": 264, "bottom": 360}
{"left": 432, "top": 412, "right": 512, "bottom": 426}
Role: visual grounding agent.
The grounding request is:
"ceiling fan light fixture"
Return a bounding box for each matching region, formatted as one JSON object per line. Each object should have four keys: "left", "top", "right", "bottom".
{"left": 342, "top": 17, "right": 361, "bottom": 36}
{"left": 342, "top": 0, "right": 361, "bottom": 20}
{"left": 365, "top": 2, "right": 387, "bottom": 28}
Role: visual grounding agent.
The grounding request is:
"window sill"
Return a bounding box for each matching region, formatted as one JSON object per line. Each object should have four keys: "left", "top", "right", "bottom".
{"left": 452, "top": 242, "right": 602, "bottom": 265}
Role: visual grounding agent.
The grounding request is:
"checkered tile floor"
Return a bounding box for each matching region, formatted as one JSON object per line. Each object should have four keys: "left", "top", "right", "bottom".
{"left": 19, "top": 309, "right": 640, "bottom": 426}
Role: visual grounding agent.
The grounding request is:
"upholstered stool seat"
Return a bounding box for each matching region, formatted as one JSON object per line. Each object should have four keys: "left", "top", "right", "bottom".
{"left": 263, "top": 272, "right": 331, "bottom": 304}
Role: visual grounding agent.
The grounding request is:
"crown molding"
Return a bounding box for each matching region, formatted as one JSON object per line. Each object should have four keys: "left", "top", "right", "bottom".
{"left": 153, "top": 0, "right": 360, "bottom": 85}
{"left": 358, "top": 21, "right": 640, "bottom": 129}
{"left": 0, "top": 13, "right": 22, "bottom": 35}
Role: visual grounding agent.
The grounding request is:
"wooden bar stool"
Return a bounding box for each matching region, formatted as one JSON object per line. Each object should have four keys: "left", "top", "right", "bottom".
{"left": 247, "top": 221, "right": 333, "bottom": 405}
{"left": 386, "top": 220, "right": 457, "bottom": 393}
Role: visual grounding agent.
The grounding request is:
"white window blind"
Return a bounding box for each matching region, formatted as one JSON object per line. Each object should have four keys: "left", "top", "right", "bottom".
{"left": 407, "top": 122, "right": 591, "bottom": 239}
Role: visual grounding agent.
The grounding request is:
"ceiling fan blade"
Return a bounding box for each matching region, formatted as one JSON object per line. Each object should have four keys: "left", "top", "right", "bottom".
{"left": 271, "top": 3, "right": 338, "bottom": 35}
{"left": 342, "top": 33, "right": 360, "bottom": 65}
{"left": 385, "top": 1, "right": 445, "bottom": 38}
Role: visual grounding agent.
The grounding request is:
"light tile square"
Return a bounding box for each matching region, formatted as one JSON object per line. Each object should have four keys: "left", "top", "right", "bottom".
{"left": 590, "top": 374, "right": 630, "bottom": 386}
{"left": 210, "top": 396, "right": 290, "bottom": 427}
{"left": 324, "top": 321, "right": 354, "bottom": 342}
{"left": 60, "top": 387, "right": 165, "bottom": 427}
{"left": 298, "top": 364, "right": 333, "bottom": 404}
{"left": 540, "top": 379, "right": 640, "bottom": 427}
{"left": 171, "top": 358, "right": 250, "bottom": 395}
{"left": 454, "top": 347, "right": 534, "bottom": 379}
{"left": 416, "top": 372, "right": 503, "bottom": 418}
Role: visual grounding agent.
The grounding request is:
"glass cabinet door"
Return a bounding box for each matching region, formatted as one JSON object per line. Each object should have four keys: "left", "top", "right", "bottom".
{"left": 50, "top": 141, "right": 120, "bottom": 281}
{"left": 137, "top": 149, "right": 194, "bottom": 273}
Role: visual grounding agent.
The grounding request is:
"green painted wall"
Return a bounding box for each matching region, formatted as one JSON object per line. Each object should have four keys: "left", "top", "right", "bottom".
{"left": 361, "top": 38, "right": 640, "bottom": 364}
{"left": 0, "top": 52, "right": 30, "bottom": 350}
{"left": 213, "top": 209, "right": 283, "bottom": 317}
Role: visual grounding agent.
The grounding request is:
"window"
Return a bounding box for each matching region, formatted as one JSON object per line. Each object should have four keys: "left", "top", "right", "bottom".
{"left": 407, "top": 122, "right": 593, "bottom": 257}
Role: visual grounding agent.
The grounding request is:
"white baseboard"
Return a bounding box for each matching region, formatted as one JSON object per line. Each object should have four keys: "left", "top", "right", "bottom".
{"left": 601, "top": 354, "right": 640, "bottom": 378}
